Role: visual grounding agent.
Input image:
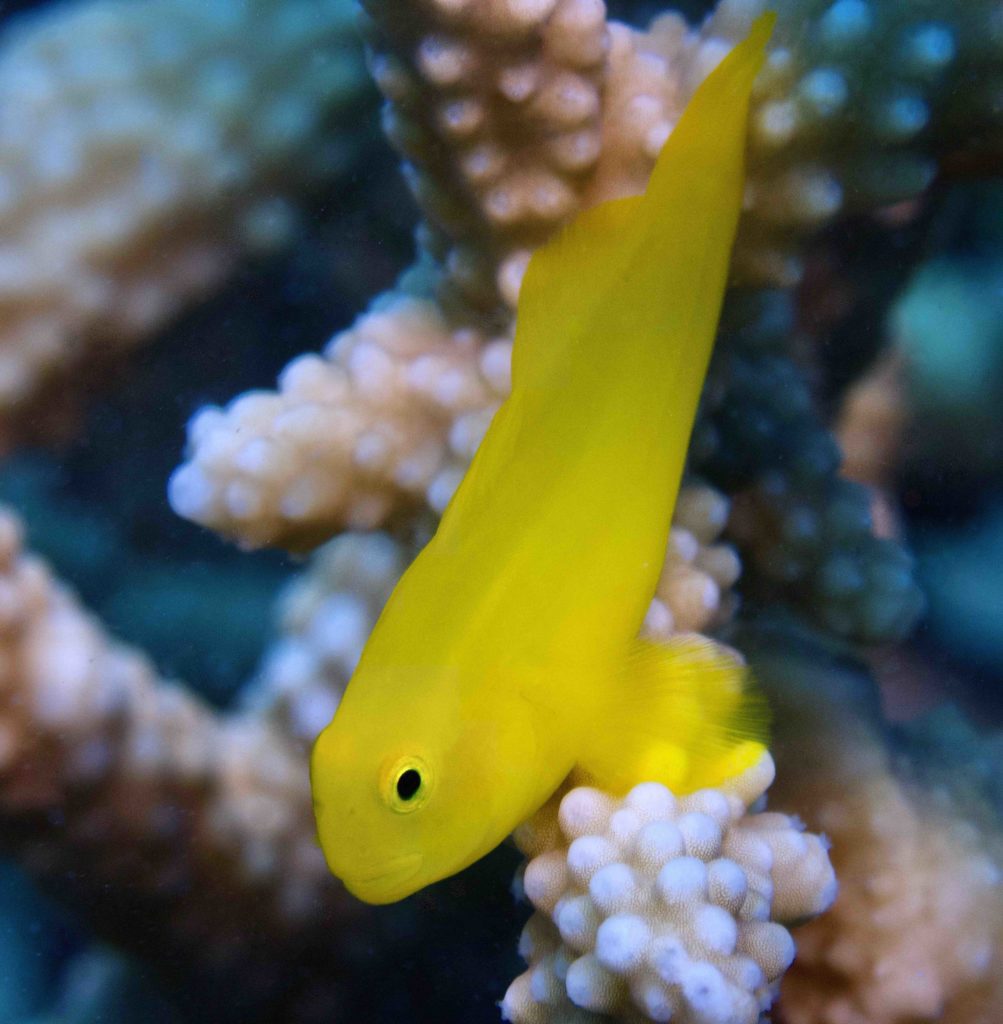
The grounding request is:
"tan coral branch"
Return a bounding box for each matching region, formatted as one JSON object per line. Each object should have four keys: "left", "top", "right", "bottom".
{"left": 0, "top": 506, "right": 361, "bottom": 1010}
{"left": 169, "top": 294, "right": 511, "bottom": 549}
{"left": 764, "top": 658, "right": 1003, "bottom": 1024}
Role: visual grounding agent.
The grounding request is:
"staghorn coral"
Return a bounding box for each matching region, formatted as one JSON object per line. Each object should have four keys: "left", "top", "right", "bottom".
{"left": 361, "top": 0, "right": 613, "bottom": 314}
{"left": 166, "top": 294, "right": 922, "bottom": 652}
{"left": 171, "top": 293, "right": 512, "bottom": 549}
{"left": 362, "top": 0, "right": 1003, "bottom": 306}
{"left": 644, "top": 483, "right": 743, "bottom": 640}
{"left": 1, "top": 488, "right": 782, "bottom": 1024}
{"left": 4, "top": 475, "right": 994, "bottom": 1024}
{"left": 502, "top": 756, "right": 836, "bottom": 1023}
{"left": 172, "top": 283, "right": 921, "bottom": 647}
{"left": 706, "top": 0, "right": 1003, "bottom": 284}
{"left": 246, "top": 529, "right": 414, "bottom": 749}
{"left": 0, "top": 0, "right": 373, "bottom": 446}
{"left": 0, "top": 0, "right": 1000, "bottom": 1020}
{"left": 692, "top": 292, "right": 923, "bottom": 642}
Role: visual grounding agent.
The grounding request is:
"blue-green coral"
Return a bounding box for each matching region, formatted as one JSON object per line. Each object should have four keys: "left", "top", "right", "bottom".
{"left": 694, "top": 291, "right": 924, "bottom": 642}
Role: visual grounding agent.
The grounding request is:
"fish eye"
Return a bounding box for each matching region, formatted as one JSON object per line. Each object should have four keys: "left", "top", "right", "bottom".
{"left": 385, "top": 755, "right": 432, "bottom": 812}
{"left": 396, "top": 768, "right": 422, "bottom": 801}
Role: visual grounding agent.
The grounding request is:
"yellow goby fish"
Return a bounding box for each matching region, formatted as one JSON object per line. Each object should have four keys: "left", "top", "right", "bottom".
{"left": 311, "top": 15, "right": 774, "bottom": 905}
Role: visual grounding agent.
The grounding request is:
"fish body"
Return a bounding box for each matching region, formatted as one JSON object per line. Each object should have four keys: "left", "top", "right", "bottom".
{"left": 311, "top": 15, "right": 774, "bottom": 905}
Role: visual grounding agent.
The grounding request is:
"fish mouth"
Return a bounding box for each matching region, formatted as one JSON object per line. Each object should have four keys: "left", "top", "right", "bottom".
{"left": 348, "top": 853, "right": 424, "bottom": 904}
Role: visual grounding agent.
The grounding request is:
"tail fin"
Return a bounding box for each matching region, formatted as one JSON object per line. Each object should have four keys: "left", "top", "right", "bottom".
{"left": 575, "top": 636, "right": 770, "bottom": 795}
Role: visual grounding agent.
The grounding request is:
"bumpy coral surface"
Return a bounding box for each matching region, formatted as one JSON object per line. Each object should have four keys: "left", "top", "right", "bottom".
{"left": 0, "top": 0, "right": 371, "bottom": 445}
{"left": 706, "top": 0, "right": 1003, "bottom": 284}
{"left": 503, "top": 757, "right": 836, "bottom": 1023}
{"left": 783, "top": 766, "right": 1003, "bottom": 1024}
{"left": 1, "top": 0, "right": 1001, "bottom": 1020}
{"left": 170, "top": 294, "right": 511, "bottom": 548}
{"left": 363, "top": 0, "right": 1003, "bottom": 305}
{"left": 693, "top": 292, "right": 924, "bottom": 643}
{"left": 362, "top": 0, "right": 613, "bottom": 313}
{"left": 247, "top": 529, "right": 412, "bottom": 748}
{"left": 644, "top": 484, "right": 743, "bottom": 639}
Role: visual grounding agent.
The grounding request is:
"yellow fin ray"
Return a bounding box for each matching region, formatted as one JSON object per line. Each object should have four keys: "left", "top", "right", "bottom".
{"left": 574, "top": 635, "right": 770, "bottom": 795}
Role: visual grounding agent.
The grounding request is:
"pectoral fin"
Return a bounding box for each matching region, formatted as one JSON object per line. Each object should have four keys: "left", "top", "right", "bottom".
{"left": 575, "top": 635, "right": 769, "bottom": 795}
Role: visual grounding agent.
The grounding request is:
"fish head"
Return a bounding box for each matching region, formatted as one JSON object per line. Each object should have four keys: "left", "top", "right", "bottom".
{"left": 310, "top": 724, "right": 436, "bottom": 903}
{"left": 310, "top": 664, "right": 535, "bottom": 905}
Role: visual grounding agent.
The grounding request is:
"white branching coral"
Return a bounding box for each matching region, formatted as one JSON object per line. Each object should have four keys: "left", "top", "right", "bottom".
{"left": 169, "top": 294, "right": 511, "bottom": 548}
{"left": 502, "top": 756, "right": 836, "bottom": 1024}
{"left": 0, "top": 0, "right": 371, "bottom": 445}
{"left": 644, "top": 484, "right": 742, "bottom": 639}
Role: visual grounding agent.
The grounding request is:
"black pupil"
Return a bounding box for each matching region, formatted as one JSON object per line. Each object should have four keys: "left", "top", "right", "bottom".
{"left": 396, "top": 769, "right": 422, "bottom": 801}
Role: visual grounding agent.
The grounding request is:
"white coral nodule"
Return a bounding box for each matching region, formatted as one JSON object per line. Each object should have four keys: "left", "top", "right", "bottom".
{"left": 502, "top": 756, "right": 836, "bottom": 1024}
